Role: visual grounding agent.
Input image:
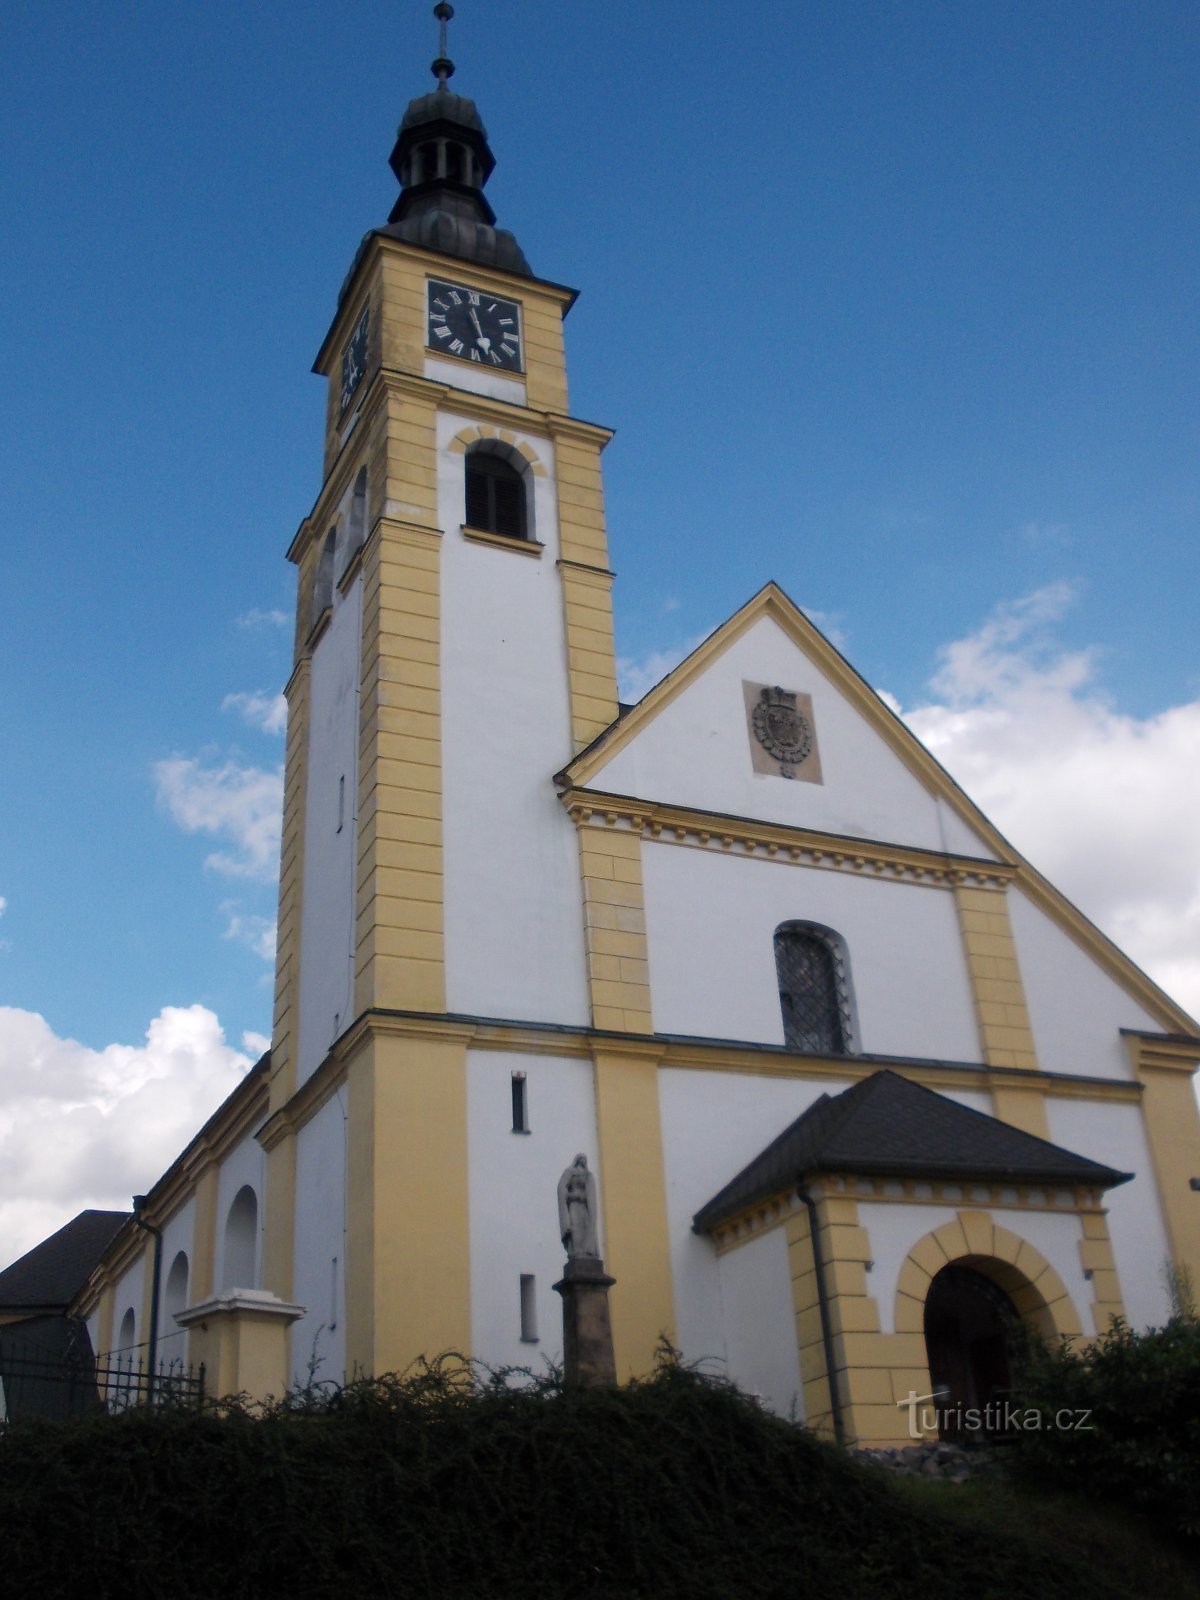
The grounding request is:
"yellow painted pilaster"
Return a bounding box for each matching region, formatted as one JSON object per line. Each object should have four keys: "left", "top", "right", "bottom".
{"left": 954, "top": 884, "right": 1040, "bottom": 1074}
{"left": 344, "top": 1027, "right": 471, "bottom": 1377}
{"left": 574, "top": 820, "right": 653, "bottom": 1032}
{"left": 270, "top": 657, "right": 311, "bottom": 1114}
{"left": 591, "top": 1045, "right": 675, "bottom": 1378}
{"left": 549, "top": 415, "right": 619, "bottom": 749}
{"left": 990, "top": 1081, "right": 1050, "bottom": 1139}
{"left": 785, "top": 1208, "right": 837, "bottom": 1437}
{"left": 262, "top": 1130, "right": 297, "bottom": 1305}
{"left": 1079, "top": 1211, "right": 1126, "bottom": 1331}
{"left": 1125, "top": 1036, "right": 1200, "bottom": 1289}
{"left": 355, "top": 504, "right": 446, "bottom": 1017}
{"left": 190, "top": 1162, "right": 219, "bottom": 1302}
{"left": 95, "top": 1278, "right": 115, "bottom": 1364}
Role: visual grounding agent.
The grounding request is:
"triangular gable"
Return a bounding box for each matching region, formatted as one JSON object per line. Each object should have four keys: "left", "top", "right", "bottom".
{"left": 557, "top": 583, "right": 1196, "bottom": 1036}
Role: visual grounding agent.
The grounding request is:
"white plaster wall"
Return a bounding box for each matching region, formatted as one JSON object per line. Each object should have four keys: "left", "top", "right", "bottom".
{"left": 425, "top": 355, "right": 526, "bottom": 407}
{"left": 716, "top": 1225, "right": 805, "bottom": 1419}
{"left": 215, "top": 1131, "right": 267, "bottom": 1291}
{"left": 643, "top": 843, "right": 981, "bottom": 1061}
{"left": 438, "top": 410, "right": 589, "bottom": 1026}
{"left": 466, "top": 1050, "right": 600, "bottom": 1372}
{"left": 290, "top": 1091, "right": 348, "bottom": 1386}
{"left": 1044, "top": 1097, "right": 1173, "bottom": 1328}
{"left": 156, "top": 1195, "right": 197, "bottom": 1369}
{"left": 297, "top": 576, "right": 362, "bottom": 1083}
{"left": 857, "top": 1201, "right": 1090, "bottom": 1335}
{"left": 110, "top": 1255, "right": 146, "bottom": 1356}
{"left": 658, "top": 1068, "right": 852, "bottom": 1370}
{"left": 599, "top": 614, "right": 997, "bottom": 858}
{"left": 1009, "top": 889, "right": 1158, "bottom": 1080}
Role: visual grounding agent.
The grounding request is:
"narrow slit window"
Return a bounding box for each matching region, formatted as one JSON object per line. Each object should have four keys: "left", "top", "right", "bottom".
{"left": 336, "top": 774, "right": 345, "bottom": 833}
{"left": 511, "top": 1072, "right": 529, "bottom": 1133}
{"left": 519, "top": 1274, "right": 538, "bottom": 1343}
{"left": 330, "top": 1255, "right": 339, "bottom": 1331}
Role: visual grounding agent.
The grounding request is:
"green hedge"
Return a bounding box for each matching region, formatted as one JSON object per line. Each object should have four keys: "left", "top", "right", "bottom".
{"left": 1010, "top": 1313, "right": 1200, "bottom": 1542}
{"left": 0, "top": 1355, "right": 1187, "bottom": 1598}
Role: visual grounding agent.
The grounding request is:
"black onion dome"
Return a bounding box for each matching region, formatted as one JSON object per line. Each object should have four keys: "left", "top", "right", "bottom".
{"left": 378, "top": 210, "right": 532, "bottom": 276}
{"left": 398, "top": 87, "right": 487, "bottom": 138}
{"left": 377, "top": 75, "right": 532, "bottom": 281}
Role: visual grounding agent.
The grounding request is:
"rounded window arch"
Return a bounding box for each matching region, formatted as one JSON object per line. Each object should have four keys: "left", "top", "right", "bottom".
{"left": 773, "top": 922, "right": 854, "bottom": 1054}
{"left": 342, "top": 466, "right": 368, "bottom": 572}
{"left": 311, "top": 528, "right": 337, "bottom": 627}
{"left": 223, "top": 1185, "right": 259, "bottom": 1289}
{"left": 464, "top": 445, "right": 532, "bottom": 541}
{"left": 164, "top": 1250, "right": 189, "bottom": 1324}
{"left": 117, "top": 1306, "right": 136, "bottom": 1352}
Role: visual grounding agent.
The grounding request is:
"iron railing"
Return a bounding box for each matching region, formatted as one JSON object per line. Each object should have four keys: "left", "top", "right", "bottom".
{"left": 0, "top": 1345, "right": 205, "bottom": 1422}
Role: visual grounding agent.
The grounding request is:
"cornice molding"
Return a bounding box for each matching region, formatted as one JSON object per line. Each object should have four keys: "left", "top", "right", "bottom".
{"left": 708, "top": 1174, "right": 1109, "bottom": 1255}
{"left": 558, "top": 786, "right": 1015, "bottom": 890}
{"left": 1123, "top": 1031, "right": 1200, "bottom": 1076}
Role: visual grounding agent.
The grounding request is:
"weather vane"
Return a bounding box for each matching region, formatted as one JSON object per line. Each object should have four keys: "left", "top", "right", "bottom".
{"left": 431, "top": 2, "right": 455, "bottom": 87}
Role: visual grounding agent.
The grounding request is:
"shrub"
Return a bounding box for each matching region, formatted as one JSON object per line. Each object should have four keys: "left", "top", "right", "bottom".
{"left": 1010, "top": 1312, "right": 1200, "bottom": 1543}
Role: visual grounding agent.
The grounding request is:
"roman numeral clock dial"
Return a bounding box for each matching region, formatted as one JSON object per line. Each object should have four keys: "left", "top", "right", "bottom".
{"left": 427, "top": 279, "right": 523, "bottom": 371}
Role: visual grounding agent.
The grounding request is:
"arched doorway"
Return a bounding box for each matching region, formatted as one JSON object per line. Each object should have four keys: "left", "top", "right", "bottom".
{"left": 924, "top": 1263, "right": 1018, "bottom": 1441}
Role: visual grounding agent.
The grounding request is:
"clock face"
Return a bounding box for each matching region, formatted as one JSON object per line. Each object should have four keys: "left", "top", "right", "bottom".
{"left": 427, "top": 279, "right": 523, "bottom": 372}
{"left": 340, "top": 305, "right": 370, "bottom": 412}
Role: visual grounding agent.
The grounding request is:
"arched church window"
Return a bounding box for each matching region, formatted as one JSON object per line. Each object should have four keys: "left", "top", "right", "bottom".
{"left": 223, "top": 1185, "right": 259, "bottom": 1289}
{"left": 774, "top": 923, "right": 853, "bottom": 1054}
{"left": 345, "top": 467, "right": 368, "bottom": 568}
{"left": 117, "top": 1306, "right": 136, "bottom": 1351}
{"left": 311, "top": 529, "right": 336, "bottom": 627}
{"left": 164, "top": 1250, "right": 189, "bottom": 1325}
{"left": 465, "top": 450, "right": 528, "bottom": 540}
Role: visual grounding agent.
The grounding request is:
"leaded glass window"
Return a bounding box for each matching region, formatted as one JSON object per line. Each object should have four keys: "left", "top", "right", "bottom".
{"left": 774, "top": 924, "right": 852, "bottom": 1054}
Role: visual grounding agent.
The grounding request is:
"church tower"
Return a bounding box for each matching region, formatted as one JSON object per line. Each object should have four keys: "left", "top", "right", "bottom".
{"left": 258, "top": 9, "right": 650, "bottom": 1382}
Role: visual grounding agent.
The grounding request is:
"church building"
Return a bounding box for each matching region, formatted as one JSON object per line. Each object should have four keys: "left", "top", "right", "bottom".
{"left": 68, "top": 20, "right": 1200, "bottom": 1447}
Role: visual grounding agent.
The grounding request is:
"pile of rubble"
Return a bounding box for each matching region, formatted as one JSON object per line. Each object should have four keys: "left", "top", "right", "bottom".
{"left": 854, "top": 1439, "right": 1006, "bottom": 1483}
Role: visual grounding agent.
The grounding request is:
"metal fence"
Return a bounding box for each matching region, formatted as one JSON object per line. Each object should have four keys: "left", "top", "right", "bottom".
{"left": 0, "top": 1345, "right": 205, "bottom": 1422}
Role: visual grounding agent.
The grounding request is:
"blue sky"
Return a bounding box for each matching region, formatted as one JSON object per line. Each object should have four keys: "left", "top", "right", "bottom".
{"left": 1, "top": 1, "right": 1197, "bottom": 1260}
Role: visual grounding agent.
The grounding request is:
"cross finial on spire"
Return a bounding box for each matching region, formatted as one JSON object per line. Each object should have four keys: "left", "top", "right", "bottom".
{"left": 431, "top": 2, "right": 455, "bottom": 88}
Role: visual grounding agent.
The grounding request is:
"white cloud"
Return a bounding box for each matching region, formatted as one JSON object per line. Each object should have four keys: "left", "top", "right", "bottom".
{"left": 154, "top": 757, "right": 283, "bottom": 882}
{"left": 222, "top": 690, "right": 288, "bottom": 736}
{"left": 236, "top": 607, "right": 289, "bottom": 630}
{"left": 222, "top": 909, "right": 278, "bottom": 963}
{"left": 241, "top": 1030, "right": 271, "bottom": 1058}
{"left": 0, "top": 1005, "right": 253, "bottom": 1268}
{"left": 617, "top": 632, "right": 710, "bottom": 703}
{"left": 897, "top": 584, "right": 1200, "bottom": 1019}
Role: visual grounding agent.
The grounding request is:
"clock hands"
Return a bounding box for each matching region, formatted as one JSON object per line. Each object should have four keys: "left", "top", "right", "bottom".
{"left": 468, "top": 306, "right": 492, "bottom": 352}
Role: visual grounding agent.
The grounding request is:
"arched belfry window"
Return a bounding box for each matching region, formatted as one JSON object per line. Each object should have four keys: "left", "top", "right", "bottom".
{"left": 311, "top": 528, "right": 336, "bottom": 626}
{"left": 344, "top": 467, "right": 368, "bottom": 570}
{"left": 774, "top": 923, "right": 854, "bottom": 1055}
{"left": 465, "top": 449, "right": 528, "bottom": 540}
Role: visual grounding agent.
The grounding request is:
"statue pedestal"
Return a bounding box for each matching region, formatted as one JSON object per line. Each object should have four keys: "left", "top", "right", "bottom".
{"left": 553, "top": 1255, "right": 617, "bottom": 1387}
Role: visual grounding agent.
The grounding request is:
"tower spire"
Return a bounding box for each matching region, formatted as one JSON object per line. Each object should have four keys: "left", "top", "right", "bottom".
{"left": 374, "top": 0, "right": 532, "bottom": 279}
{"left": 431, "top": 2, "right": 455, "bottom": 89}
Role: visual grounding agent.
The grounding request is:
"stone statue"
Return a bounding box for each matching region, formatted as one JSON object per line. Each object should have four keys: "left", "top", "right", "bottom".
{"left": 557, "top": 1152, "right": 600, "bottom": 1260}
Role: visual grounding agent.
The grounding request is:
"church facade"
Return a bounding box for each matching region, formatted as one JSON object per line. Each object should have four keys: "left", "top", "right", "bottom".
{"left": 72, "top": 44, "right": 1200, "bottom": 1448}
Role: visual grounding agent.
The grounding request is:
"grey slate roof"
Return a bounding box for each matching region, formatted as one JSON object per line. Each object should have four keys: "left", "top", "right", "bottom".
{"left": 0, "top": 1210, "right": 129, "bottom": 1313}
{"left": 692, "top": 1070, "right": 1132, "bottom": 1233}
